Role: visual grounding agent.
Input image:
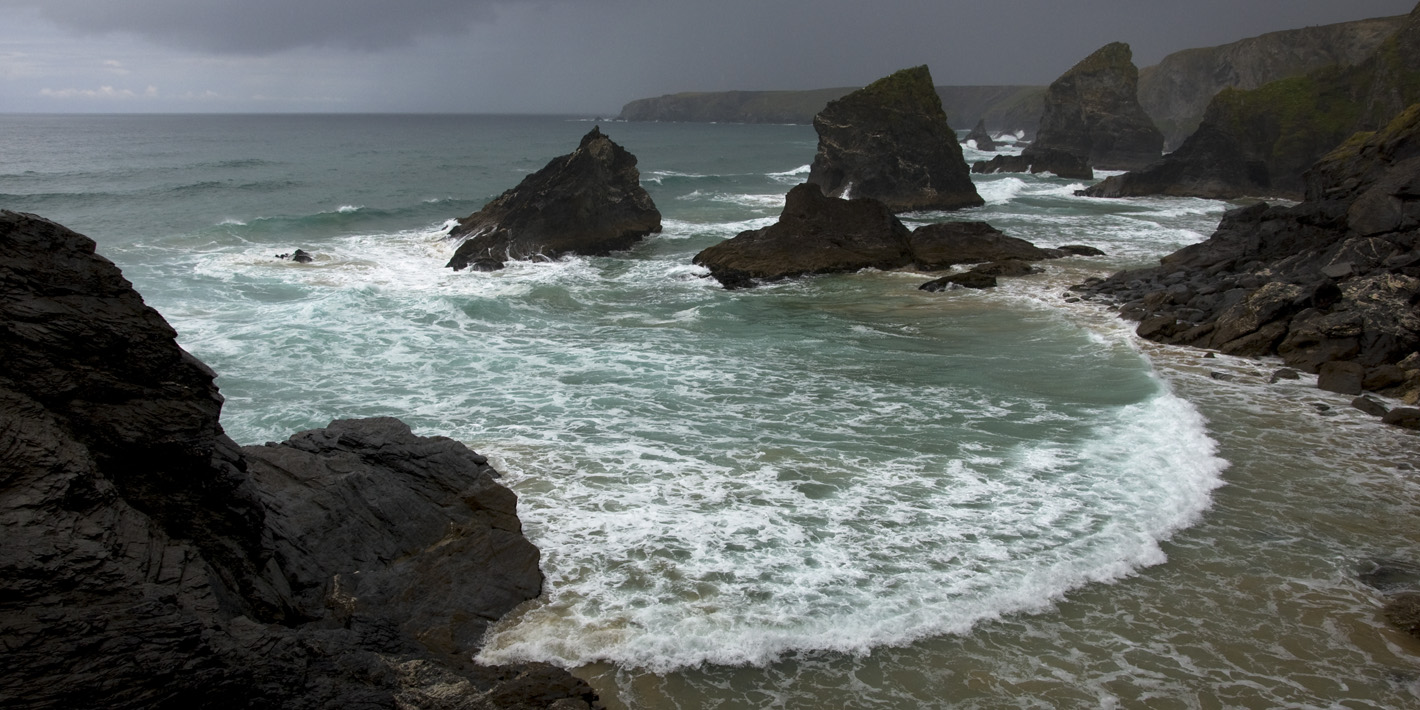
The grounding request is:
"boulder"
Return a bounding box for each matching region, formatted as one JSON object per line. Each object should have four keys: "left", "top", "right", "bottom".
{"left": 806, "top": 66, "right": 984, "bottom": 211}
{"left": 908, "top": 221, "right": 1052, "bottom": 269}
{"left": 0, "top": 211, "right": 597, "bottom": 709}
{"left": 1382, "top": 407, "right": 1420, "bottom": 429}
{"left": 1070, "top": 104, "right": 1420, "bottom": 416}
{"left": 1318, "top": 360, "right": 1366, "bottom": 394}
{"left": 963, "top": 119, "right": 997, "bottom": 152}
{"left": 693, "top": 185, "right": 1090, "bottom": 289}
{"left": 920, "top": 271, "right": 998, "bottom": 291}
{"left": 446, "top": 126, "right": 661, "bottom": 271}
{"left": 1027, "top": 42, "right": 1163, "bottom": 172}
{"left": 691, "top": 183, "right": 913, "bottom": 288}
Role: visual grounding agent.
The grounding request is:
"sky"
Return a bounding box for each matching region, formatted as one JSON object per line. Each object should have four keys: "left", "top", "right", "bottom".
{"left": 1, "top": 0, "right": 1416, "bottom": 115}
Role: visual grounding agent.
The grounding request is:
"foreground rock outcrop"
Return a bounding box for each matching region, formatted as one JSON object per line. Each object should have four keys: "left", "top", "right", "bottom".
{"left": 446, "top": 127, "right": 661, "bottom": 271}
{"left": 0, "top": 210, "right": 597, "bottom": 708}
{"left": 1085, "top": 5, "right": 1420, "bottom": 201}
{"left": 806, "top": 66, "right": 983, "bottom": 212}
{"left": 692, "top": 184, "right": 1095, "bottom": 288}
{"left": 1071, "top": 105, "right": 1420, "bottom": 413}
{"left": 975, "top": 43, "right": 1162, "bottom": 178}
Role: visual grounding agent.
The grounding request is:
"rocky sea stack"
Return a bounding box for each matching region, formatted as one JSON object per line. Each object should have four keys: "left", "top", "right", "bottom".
{"left": 963, "top": 119, "right": 997, "bottom": 152}
{"left": 1, "top": 210, "right": 598, "bottom": 708}
{"left": 975, "top": 42, "right": 1162, "bottom": 178}
{"left": 1072, "top": 104, "right": 1420, "bottom": 420}
{"left": 446, "top": 126, "right": 661, "bottom": 271}
{"left": 806, "top": 66, "right": 983, "bottom": 212}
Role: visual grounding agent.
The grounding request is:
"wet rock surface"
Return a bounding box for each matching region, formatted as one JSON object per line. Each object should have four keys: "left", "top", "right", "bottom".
{"left": 1, "top": 210, "right": 597, "bottom": 709}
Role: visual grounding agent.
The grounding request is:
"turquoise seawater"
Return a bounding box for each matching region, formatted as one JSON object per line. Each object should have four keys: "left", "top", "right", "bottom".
{"left": 2, "top": 114, "right": 1417, "bottom": 708}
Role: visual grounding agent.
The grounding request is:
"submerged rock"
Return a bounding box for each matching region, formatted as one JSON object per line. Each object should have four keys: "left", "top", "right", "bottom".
{"left": 1071, "top": 104, "right": 1420, "bottom": 416}
{"left": 446, "top": 126, "right": 661, "bottom": 271}
{"left": 806, "top": 65, "right": 984, "bottom": 211}
{"left": 0, "top": 210, "right": 597, "bottom": 708}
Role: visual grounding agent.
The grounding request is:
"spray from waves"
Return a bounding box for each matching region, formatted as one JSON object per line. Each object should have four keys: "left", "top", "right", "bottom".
{"left": 768, "top": 165, "right": 812, "bottom": 184}
{"left": 975, "top": 176, "right": 1028, "bottom": 204}
{"left": 476, "top": 384, "right": 1226, "bottom": 673}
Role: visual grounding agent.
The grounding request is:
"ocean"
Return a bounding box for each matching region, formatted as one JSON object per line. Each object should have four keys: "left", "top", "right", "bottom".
{"left": 2, "top": 113, "right": 1417, "bottom": 708}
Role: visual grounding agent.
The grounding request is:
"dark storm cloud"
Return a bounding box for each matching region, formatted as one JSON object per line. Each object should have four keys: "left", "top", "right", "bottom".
{"left": 5, "top": 0, "right": 515, "bottom": 53}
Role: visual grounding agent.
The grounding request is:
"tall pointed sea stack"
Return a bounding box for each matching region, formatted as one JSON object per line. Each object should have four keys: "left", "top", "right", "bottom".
{"left": 446, "top": 126, "right": 662, "bottom": 271}
{"left": 1034, "top": 42, "right": 1164, "bottom": 170}
{"left": 806, "top": 65, "right": 983, "bottom": 211}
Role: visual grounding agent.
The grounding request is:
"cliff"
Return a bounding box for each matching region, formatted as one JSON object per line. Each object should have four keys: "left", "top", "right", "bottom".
{"left": 1031, "top": 42, "right": 1164, "bottom": 171}
{"left": 1138, "top": 14, "right": 1408, "bottom": 149}
{"left": 0, "top": 210, "right": 597, "bottom": 708}
{"left": 618, "top": 85, "right": 1045, "bottom": 136}
{"left": 1084, "top": 4, "right": 1420, "bottom": 201}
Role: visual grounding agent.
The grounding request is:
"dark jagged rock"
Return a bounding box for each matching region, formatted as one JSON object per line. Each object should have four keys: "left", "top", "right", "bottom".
{"left": 908, "top": 221, "right": 1051, "bottom": 269}
{"left": 1007, "top": 42, "right": 1163, "bottom": 175}
{"left": 920, "top": 271, "right": 997, "bottom": 291}
{"left": 692, "top": 183, "right": 913, "bottom": 288}
{"left": 971, "top": 147, "right": 1093, "bottom": 180}
{"left": 806, "top": 66, "right": 984, "bottom": 211}
{"left": 446, "top": 126, "right": 661, "bottom": 271}
{"left": 1, "top": 210, "right": 597, "bottom": 709}
{"left": 1086, "top": 6, "right": 1420, "bottom": 201}
{"left": 1071, "top": 104, "right": 1420, "bottom": 415}
{"left": 1138, "top": 14, "right": 1408, "bottom": 149}
{"left": 963, "top": 119, "right": 997, "bottom": 152}
{"left": 692, "top": 184, "right": 1094, "bottom": 289}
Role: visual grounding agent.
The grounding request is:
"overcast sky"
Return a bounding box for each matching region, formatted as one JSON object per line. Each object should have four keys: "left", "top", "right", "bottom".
{"left": 1, "top": 0, "right": 1415, "bottom": 114}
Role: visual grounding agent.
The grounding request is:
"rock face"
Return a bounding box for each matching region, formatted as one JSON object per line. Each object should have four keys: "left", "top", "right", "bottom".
{"left": 1071, "top": 105, "right": 1420, "bottom": 410}
{"left": 0, "top": 210, "right": 597, "bottom": 709}
{"left": 806, "top": 66, "right": 984, "bottom": 211}
{"left": 963, "top": 119, "right": 997, "bottom": 151}
{"left": 692, "top": 183, "right": 1096, "bottom": 289}
{"left": 1138, "top": 14, "right": 1408, "bottom": 149}
{"left": 1086, "top": 6, "right": 1420, "bottom": 201}
{"left": 446, "top": 126, "right": 661, "bottom": 271}
{"left": 1034, "top": 42, "right": 1163, "bottom": 171}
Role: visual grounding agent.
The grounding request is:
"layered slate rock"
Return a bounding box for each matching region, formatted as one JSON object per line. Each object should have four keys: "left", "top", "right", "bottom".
{"left": 0, "top": 210, "right": 598, "bottom": 709}
{"left": 963, "top": 119, "right": 997, "bottom": 152}
{"left": 1071, "top": 105, "right": 1420, "bottom": 410}
{"left": 806, "top": 65, "right": 984, "bottom": 211}
{"left": 1086, "top": 6, "right": 1420, "bottom": 201}
{"left": 447, "top": 126, "right": 661, "bottom": 271}
{"left": 692, "top": 184, "right": 1097, "bottom": 289}
{"left": 976, "top": 43, "right": 1162, "bottom": 178}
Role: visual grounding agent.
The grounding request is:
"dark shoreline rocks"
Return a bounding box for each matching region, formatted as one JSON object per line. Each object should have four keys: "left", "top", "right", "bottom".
{"left": 1, "top": 210, "right": 597, "bottom": 708}
{"left": 446, "top": 126, "right": 661, "bottom": 271}
{"left": 1070, "top": 104, "right": 1420, "bottom": 421}
{"left": 806, "top": 66, "right": 984, "bottom": 212}
{"left": 963, "top": 119, "right": 997, "bottom": 152}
